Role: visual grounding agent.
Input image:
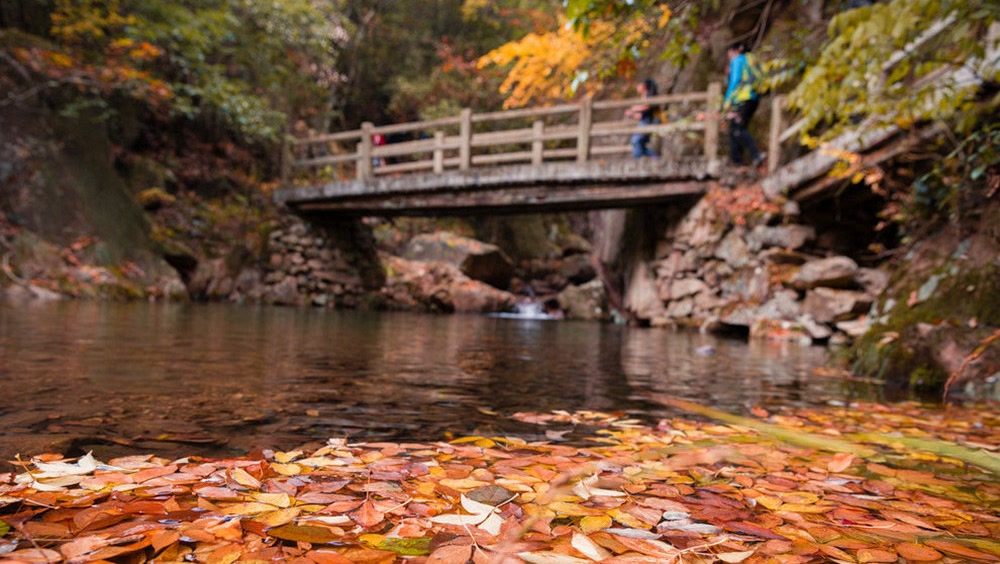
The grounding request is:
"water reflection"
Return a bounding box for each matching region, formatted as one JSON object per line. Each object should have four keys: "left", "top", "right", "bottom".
{"left": 0, "top": 301, "right": 854, "bottom": 468}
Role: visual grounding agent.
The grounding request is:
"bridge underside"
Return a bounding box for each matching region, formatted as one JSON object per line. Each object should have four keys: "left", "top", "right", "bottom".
{"left": 277, "top": 159, "right": 718, "bottom": 216}
{"left": 288, "top": 180, "right": 709, "bottom": 216}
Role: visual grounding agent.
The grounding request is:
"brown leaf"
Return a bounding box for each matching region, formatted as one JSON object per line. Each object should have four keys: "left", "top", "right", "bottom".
{"left": 268, "top": 524, "right": 342, "bottom": 544}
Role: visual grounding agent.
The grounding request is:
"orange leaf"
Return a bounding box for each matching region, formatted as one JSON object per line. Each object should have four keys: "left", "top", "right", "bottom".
{"left": 827, "top": 453, "right": 855, "bottom": 473}
{"left": 351, "top": 498, "right": 386, "bottom": 528}
{"left": 427, "top": 544, "right": 474, "bottom": 563}
{"left": 305, "top": 549, "right": 354, "bottom": 564}
{"left": 150, "top": 529, "right": 181, "bottom": 553}
{"left": 857, "top": 548, "right": 898, "bottom": 563}
{"left": 895, "top": 543, "right": 944, "bottom": 561}
{"left": 924, "top": 538, "right": 1000, "bottom": 561}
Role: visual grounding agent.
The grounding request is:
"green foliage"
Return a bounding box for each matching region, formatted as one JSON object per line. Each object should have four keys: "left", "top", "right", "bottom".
{"left": 123, "top": 0, "right": 345, "bottom": 144}
{"left": 912, "top": 120, "right": 1000, "bottom": 219}
{"left": 788, "top": 0, "right": 999, "bottom": 142}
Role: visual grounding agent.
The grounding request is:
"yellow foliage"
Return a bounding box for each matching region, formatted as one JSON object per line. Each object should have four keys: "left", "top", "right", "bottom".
{"left": 50, "top": 0, "right": 135, "bottom": 46}
{"left": 477, "top": 12, "right": 657, "bottom": 108}
{"left": 477, "top": 20, "right": 635, "bottom": 108}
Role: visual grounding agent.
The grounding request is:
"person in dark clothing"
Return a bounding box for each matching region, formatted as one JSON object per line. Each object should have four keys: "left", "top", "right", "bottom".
{"left": 625, "top": 78, "right": 660, "bottom": 158}
{"left": 723, "top": 42, "right": 764, "bottom": 168}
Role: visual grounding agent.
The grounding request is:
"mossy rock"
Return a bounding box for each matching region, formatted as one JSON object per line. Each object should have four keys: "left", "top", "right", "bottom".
{"left": 849, "top": 262, "right": 1000, "bottom": 391}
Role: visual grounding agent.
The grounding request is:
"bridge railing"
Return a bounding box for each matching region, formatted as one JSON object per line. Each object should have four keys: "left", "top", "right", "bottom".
{"left": 285, "top": 83, "right": 726, "bottom": 183}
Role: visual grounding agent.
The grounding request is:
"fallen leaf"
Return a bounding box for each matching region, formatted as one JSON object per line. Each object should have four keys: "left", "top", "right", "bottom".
{"left": 895, "top": 542, "right": 944, "bottom": 561}
{"left": 717, "top": 550, "right": 756, "bottom": 563}
{"left": 571, "top": 532, "right": 612, "bottom": 561}
{"left": 351, "top": 498, "right": 386, "bottom": 528}
{"left": 827, "top": 452, "right": 855, "bottom": 473}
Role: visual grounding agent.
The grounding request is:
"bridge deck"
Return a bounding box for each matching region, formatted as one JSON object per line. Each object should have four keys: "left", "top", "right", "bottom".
{"left": 276, "top": 158, "right": 719, "bottom": 216}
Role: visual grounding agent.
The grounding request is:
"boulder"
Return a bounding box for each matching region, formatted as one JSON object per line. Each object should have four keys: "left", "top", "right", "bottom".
{"left": 802, "top": 287, "right": 872, "bottom": 323}
{"left": 855, "top": 267, "right": 890, "bottom": 297}
{"left": 404, "top": 231, "right": 514, "bottom": 289}
{"left": 558, "top": 253, "right": 596, "bottom": 285}
{"left": 713, "top": 228, "right": 751, "bottom": 268}
{"left": 791, "top": 256, "right": 859, "bottom": 289}
{"left": 557, "top": 279, "right": 609, "bottom": 321}
{"left": 668, "top": 277, "right": 708, "bottom": 300}
{"left": 381, "top": 255, "right": 516, "bottom": 314}
{"left": 746, "top": 224, "right": 815, "bottom": 251}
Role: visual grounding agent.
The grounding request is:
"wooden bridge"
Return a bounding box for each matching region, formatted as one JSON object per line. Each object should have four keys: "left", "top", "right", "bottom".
{"left": 274, "top": 83, "right": 794, "bottom": 216}
{"left": 274, "top": 18, "right": 997, "bottom": 217}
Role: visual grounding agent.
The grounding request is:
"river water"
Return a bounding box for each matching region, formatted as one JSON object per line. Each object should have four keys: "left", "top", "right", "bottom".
{"left": 0, "top": 301, "right": 867, "bottom": 469}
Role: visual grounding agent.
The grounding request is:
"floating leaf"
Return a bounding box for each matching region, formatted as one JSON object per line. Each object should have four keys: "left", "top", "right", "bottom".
{"left": 426, "top": 544, "right": 472, "bottom": 563}
{"left": 351, "top": 498, "right": 386, "bottom": 528}
{"left": 828, "top": 452, "right": 855, "bottom": 472}
{"left": 466, "top": 484, "right": 515, "bottom": 506}
{"left": 895, "top": 543, "right": 944, "bottom": 561}
{"left": 268, "top": 524, "right": 342, "bottom": 544}
{"left": 571, "top": 532, "right": 612, "bottom": 561}
{"left": 579, "top": 515, "right": 612, "bottom": 533}
{"left": 376, "top": 537, "right": 431, "bottom": 556}
{"left": 519, "top": 552, "right": 592, "bottom": 563}
{"left": 717, "top": 550, "right": 756, "bottom": 563}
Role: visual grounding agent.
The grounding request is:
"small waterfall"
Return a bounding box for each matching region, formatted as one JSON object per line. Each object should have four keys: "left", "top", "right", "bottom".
{"left": 490, "top": 298, "right": 560, "bottom": 320}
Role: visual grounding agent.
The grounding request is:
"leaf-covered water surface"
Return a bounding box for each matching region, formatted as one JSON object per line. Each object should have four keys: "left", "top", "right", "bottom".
{"left": 0, "top": 401, "right": 997, "bottom": 563}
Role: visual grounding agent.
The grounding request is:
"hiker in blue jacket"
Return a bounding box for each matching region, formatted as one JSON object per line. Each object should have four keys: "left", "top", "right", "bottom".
{"left": 723, "top": 42, "right": 764, "bottom": 168}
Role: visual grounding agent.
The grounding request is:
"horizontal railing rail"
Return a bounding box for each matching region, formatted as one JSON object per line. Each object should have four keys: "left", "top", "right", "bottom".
{"left": 284, "top": 83, "right": 733, "bottom": 184}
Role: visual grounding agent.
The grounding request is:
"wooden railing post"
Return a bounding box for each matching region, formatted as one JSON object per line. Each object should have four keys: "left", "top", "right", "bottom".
{"left": 280, "top": 134, "right": 292, "bottom": 187}
{"left": 532, "top": 120, "right": 544, "bottom": 165}
{"left": 768, "top": 95, "right": 786, "bottom": 174}
{"left": 703, "top": 82, "right": 721, "bottom": 171}
{"left": 358, "top": 121, "right": 374, "bottom": 180}
{"left": 577, "top": 97, "right": 593, "bottom": 163}
{"left": 459, "top": 108, "right": 472, "bottom": 171}
{"left": 433, "top": 131, "right": 445, "bottom": 173}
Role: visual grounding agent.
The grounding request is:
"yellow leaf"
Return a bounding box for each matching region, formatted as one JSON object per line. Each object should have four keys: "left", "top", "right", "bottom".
{"left": 251, "top": 492, "right": 293, "bottom": 508}
{"left": 779, "top": 503, "right": 833, "bottom": 514}
{"left": 229, "top": 468, "right": 261, "bottom": 489}
{"left": 271, "top": 463, "right": 302, "bottom": 476}
{"left": 274, "top": 450, "right": 303, "bottom": 464}
{"left": 580, "top": 515, "right": 612, "bottom": 533}
{"left": 220, "top": 502, "right": 278, "bottom": 516}
{"left": 450, "top": 436, "right": 494, "bottom": 448}
{"left": 778, "top": 492, "right": 819, "bottom": 505}
{"left": 548, "top": 501, "right": 605, "bottom": 517}
{"left": 755, "top": 495, "right": 783, "bottom": 510}
{"left": 416, "top": 482, "right": 437, "bottom": 497}
{"left": 256, "top": 507, "right": 301, "bottom": 528}
{"left": 657, "top": 7, "right": 672, "bottom": 29}
{"left": 608, "top": 508, "right": 651, "bottom": 529}
{"left": 359, "top": 533, "right": 385, "bottom": 547}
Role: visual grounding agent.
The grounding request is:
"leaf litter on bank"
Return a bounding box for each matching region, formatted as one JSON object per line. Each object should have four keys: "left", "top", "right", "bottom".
{"left": 0, "top": 400, "right": 997, "bottom": 563}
